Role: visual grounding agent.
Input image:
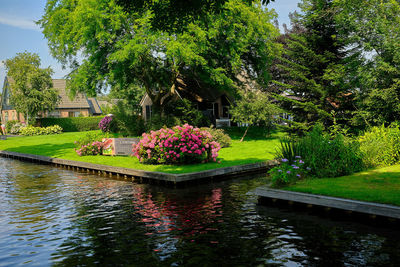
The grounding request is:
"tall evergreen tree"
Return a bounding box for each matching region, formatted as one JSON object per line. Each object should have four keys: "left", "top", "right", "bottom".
{"left": 270, "top": 0, "right": 358, "bottom": 133}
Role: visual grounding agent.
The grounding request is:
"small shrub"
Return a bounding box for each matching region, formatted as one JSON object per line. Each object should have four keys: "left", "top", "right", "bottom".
{"left": 201, "top": 126, "right": 232, "bottom": 148}
{"left": 358, "top": 123, "right": 400, "bottom": 167}
{"left": 19, "top": 125, "right": 63, "bottom": 136}
{"left": 74, "top": 132, "right": 105, "bottom": 149}
{"left": 40, "top": 116, "right": 103, "bottom": 132}
{"left": 269, "top": 156, "right": 308, "bottom": 187}
{"left": 10, "top": 122, "right": 26, "bottom": 135}
{"left": 132, "top": 124, "right": 221, "bottom": 164}
{"left": 99, "top": 116, "right": 115, "bottom": 132}
{"left": 75, "top": 141, "right": 104, "bottom": 156}
{"left": 6, "top": 120, "right": 19, "bottom": 134}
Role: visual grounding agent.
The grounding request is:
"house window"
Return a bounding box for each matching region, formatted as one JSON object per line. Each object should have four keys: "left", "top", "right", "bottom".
{"left": 68, "top": 112, "right": 75, "bottom": 117}
{"left": 5, "top": 112, "right": 8, "bottom": 122}
{"left": 145, "top": 105, "right": 152, "bottom": 120}
{"left": 48, "top": 110, "right": 61, "bottom": 118}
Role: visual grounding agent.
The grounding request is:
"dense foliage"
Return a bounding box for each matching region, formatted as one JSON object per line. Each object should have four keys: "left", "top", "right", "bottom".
{"left": 4, "top": 52, "right": 58, "bottom": 123}
{"left": 358, "top": 124, "right": 400, "bottom": 167}
{"left": 39, "top": 0, "right": 279, "bottom": 113}
{"left": 19, "top": 125, "right": 63, "bottom": 136}
{"left": 40, "top": 117, "right": 104, "bottom": 132}
{"left": 276, "top": 125, "right": 364, "bottom": 180}
{"left": 230, "top": 90, "right": 281, "bottom": 141}
{"left": 132, "top": 124, "right": 221, "bottom": 164}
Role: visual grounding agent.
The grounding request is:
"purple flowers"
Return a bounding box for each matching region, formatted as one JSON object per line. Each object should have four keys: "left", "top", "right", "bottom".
{"left": 281, "top": 158, "right": 289, "bottom": 162}
{"left": 99, "top": 116, "right": 113, "bottom": 132}
{"left": 132, "top": 124, "right": 221, "bottom": 164}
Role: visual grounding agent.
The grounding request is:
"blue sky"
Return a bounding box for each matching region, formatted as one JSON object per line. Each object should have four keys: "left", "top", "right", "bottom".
{"left": 0, "top": 0, "right": 300, "bottom": 91}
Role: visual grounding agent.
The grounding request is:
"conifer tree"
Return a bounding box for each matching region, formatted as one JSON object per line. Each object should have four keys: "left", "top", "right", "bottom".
{"left": 270, "top": 0, "right": 358, "bottom": 133}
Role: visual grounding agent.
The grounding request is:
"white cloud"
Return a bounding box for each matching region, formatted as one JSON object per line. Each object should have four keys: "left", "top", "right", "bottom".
{"left": 0, "top": 14, "right": 39, "bottom": 31}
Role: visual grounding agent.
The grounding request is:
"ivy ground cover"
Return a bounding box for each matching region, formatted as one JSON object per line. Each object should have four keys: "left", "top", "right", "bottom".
{"left": 284, "top": 164, "right": 400, "bottom": 206}
{"left": 0, "top": 130, "right": 281, "bottom": 174}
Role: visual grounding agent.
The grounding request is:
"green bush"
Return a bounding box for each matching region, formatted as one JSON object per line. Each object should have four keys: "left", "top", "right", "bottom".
{"left": 298, "top": 125, "right": 364, "bottom": 178}
{"left": 276, "top": 124, "right": 364, "bottom": 179}
{"left": 111, "top": 102, "right": 145, "bottom": 136}
{"left": 19, "top": 125, "right": 63, "bottom": 136}
{"left": 40, "top": 116, "right": 104, "bottom": 132}
{"left": 358, "top": 123, "right": 400, "bottom": 167}
{"left": 201, "top": 126, "right": 232, "bottom": 148}
{"left": 6, "top": 120, "right": 19, "bottom": 134}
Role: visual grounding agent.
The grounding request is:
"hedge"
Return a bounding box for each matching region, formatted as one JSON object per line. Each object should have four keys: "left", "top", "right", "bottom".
{"left": 39, "top": 116, "right": 104, "bottom": 132}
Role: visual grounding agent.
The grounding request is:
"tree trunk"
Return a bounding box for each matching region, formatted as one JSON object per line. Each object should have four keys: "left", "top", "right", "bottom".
{"left": 240, "top": 126, "right": 250, "bottom": 142}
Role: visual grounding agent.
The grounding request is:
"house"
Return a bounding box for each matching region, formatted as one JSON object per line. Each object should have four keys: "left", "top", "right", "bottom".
{"left": 0, "top": 76, "right": 102, "bottom": 123}
{"left": 140, "top": 77, "right": 233, "bottom": 127}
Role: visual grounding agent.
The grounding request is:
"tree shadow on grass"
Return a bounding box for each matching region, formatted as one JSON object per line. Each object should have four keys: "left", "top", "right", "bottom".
{"left": 5, "top": 142, "right": 76, "bottom": 158}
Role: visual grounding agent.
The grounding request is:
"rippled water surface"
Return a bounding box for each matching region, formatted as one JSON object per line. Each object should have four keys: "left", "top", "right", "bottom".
{"left": 1, "top": 158, "right": 400, "bottom": 266}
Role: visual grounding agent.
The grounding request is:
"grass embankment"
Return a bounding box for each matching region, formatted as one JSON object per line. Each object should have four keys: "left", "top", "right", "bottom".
{"left": 284, "top": 164, "right": 400, "bottom": 206}
{"left": 0, "top": 129, "right": 282, "bottom": 174}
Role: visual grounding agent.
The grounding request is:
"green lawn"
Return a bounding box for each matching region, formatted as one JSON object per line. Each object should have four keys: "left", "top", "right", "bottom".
{"left": 284, "top": 164, "right": 400, "bottom": 206}
{"left": 0, "top": 130, "right": 282, "bottom": 174}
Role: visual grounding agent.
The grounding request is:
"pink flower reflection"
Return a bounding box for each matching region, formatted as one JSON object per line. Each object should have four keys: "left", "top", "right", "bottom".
{"left": 132, "top": 187, "right": 223, "bottom": 242}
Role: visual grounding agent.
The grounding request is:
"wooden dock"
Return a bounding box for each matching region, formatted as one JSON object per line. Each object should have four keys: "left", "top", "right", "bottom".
{"left": 255, "top": 186, "right": 400, "bottom": 219}
{"left": 0, "top": 150, "right": 277, "bottom": 185}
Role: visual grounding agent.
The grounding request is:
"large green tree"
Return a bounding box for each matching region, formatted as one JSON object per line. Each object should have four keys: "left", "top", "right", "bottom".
{"left": 39, "top": 0, "right": 279, "bottom": 113}
{"left": 4, "top": 52, "right": 58, "bottom": 124}
{"left": 334, "top": 0, "right": 400, "bottom": 127}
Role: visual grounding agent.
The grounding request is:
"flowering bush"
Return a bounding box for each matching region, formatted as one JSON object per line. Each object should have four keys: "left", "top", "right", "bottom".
{"left": 98, "top": 115, "right": 114, "bottom": 132}
{"left": 19, "top": 125, "right": 63, "bottom": 136}
{"left": 75, "top": 141, "right": 104, "bottom": 156}
{"left": 269, "top": 156, "right": 309, "bottom": 187}
{"left": 132, "top": 124, "right": 221, "bottom": 164}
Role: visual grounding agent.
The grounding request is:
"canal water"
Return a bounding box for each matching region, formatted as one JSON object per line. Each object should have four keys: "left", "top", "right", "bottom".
{"left": 0, "top": 157, "right": 400, "bottom": 266}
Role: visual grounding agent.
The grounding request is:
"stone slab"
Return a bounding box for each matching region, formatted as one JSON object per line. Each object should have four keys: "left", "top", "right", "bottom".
{"left": 255, "top": 186, "right": 400, "bottom": 219}
{"left": 102, "top": 138, "right": 139, "bottom": 156}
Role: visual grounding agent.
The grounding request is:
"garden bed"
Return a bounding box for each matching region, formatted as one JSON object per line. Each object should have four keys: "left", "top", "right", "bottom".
{"left": 0, "top": 130, "right": 282, "bottom": 174}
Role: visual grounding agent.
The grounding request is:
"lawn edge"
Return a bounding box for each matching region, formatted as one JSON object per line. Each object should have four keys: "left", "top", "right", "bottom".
{"left": 0, "top": 150, "right": 278, "bottom": 184}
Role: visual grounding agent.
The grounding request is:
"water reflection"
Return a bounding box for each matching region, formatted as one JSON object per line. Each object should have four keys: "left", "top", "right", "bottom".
{"left": 0, "top": 158, "right": 399, "bottom": 266}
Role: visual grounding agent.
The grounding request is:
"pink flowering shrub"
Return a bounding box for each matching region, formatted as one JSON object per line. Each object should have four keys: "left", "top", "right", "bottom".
{"left": 75, "top": 141, "right": 104, "bottom": 156}
{"left": 132, "top": 124, "right": 221, "bottom": 164}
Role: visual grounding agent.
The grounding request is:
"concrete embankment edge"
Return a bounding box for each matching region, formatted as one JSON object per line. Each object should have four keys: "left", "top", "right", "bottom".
{"left": 0, "top": 150, "right": 278, "bottom": 184}
{"left": 255, "top": 186, "right": 400, "bottom": 219}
